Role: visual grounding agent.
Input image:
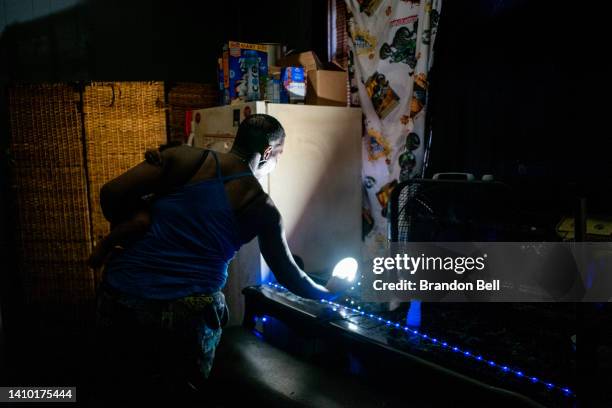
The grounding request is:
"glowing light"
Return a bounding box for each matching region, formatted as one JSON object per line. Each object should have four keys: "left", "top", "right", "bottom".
{"left": 406, "top": 300, "right": 422, "bottom": 327}
{"left": 332, "top": 257, "right": 358, "bottom": 281}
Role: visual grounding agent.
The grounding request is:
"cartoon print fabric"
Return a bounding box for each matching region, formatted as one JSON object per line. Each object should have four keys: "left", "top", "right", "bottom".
{"left": 345, "top": 0, "right": 441, "bottom": 254}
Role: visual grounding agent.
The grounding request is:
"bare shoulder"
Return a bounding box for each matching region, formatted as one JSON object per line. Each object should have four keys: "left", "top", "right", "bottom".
{"left": 235, "top": 189, "right": 281, "bottom": 244}
{"left": 240, "top": 173, "right": 266, "bottom": 192}
{"left": 237, "top": 189, "right": 281, "bottom": 226}
{"left": 160, "top": 144, "right": 204, "bottom": 164}
{"left": 158, "top": 145, "right": 210, "bottom": 184}
{"left": 252, "top": 192, "right": 281, "bottom": 225}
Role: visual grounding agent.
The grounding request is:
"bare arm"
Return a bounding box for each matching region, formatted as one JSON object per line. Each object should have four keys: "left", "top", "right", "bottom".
{"left": 100, "top": 160, "right": 164, "bottom": 224}
{"left": 87, "top": 209, "right": 152, "bottom": 269}
{"left": 104, "top": 210, "right": 151, "bottom": 249}
{"left": 255, "top": 195, "right": 336, "bottom": 300}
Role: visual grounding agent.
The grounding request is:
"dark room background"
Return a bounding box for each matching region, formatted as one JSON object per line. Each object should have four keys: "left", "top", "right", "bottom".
{"left": 0, "top": 0, "right": 608, "bottom": 403}
{"left": 0, "top": 0, "right": 327, "bottom": 82}
{"left": 427, "top": 1, "right": 605, "bottom": 223}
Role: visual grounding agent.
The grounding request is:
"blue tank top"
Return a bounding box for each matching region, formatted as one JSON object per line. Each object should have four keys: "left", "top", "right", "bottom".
{"left": 104, "top": 150, "right": 252, "bottom": 300}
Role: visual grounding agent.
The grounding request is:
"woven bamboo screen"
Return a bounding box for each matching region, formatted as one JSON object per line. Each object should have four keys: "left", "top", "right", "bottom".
{"left": 8, "top": 84, "right": 94, "bottom": 304}
{"left": 8, "top": 81, "right": 168, "bottom": 305}
{"left": 167, "top": 83, "right": 219, "bottom": 142}
{"left": 83, "top": 82, "right": 167, "bottom": 279}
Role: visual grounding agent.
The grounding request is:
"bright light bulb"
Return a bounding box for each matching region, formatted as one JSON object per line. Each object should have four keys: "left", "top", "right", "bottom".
{"left": 332, "top": 257, "right": 358, "bottom": 281}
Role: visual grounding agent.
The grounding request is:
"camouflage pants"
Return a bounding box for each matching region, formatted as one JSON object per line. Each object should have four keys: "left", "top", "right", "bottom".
{"left": 95, "top": 283, "right": 228, "bottom": 398}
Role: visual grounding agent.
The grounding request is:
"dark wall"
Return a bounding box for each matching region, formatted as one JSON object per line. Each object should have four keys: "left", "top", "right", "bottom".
{"left": 426, "top": 0, "right": 607, "bottom": 212}
{"left": 0, "top": 0, "right": 328, "bottom": 83}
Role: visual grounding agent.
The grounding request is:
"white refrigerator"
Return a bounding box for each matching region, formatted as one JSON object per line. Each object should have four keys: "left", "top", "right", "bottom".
{"left": 189, "top": 102, "right": 363, "bottom": 325}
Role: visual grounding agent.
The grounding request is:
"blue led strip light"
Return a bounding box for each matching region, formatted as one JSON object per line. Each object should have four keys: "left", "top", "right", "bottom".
{"left": 264, "top": 282, "right": 574, "bottom": 398}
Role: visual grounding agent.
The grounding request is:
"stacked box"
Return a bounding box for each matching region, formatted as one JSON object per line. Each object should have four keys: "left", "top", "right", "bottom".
{"left": 222, "top": 41, "right": 268, "bottom": 104}
{"left": 280, "top": 67, "right": 306, "bottom": 103}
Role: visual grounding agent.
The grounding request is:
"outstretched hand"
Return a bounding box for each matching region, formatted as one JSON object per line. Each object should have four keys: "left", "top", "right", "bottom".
{"left": 325, "top": 275, "right": 354, "bottom": 299}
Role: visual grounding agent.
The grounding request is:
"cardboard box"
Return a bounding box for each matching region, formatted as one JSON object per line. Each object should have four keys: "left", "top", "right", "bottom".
{"left": 280, "top": 67, "right": 306, "bottom": 103}
{"left": 222, "top": 41, "right": 268, "bottom": 104}
{"left": 277, "top": 51, "right": 322, "bottom": 72}
{"left": 217, "top": 57, "right": 229, "bottom": 105}
{"left": 279, "top": 51, "right": 347, "bottom": 106}
{"left": 306, "top": 69, "right": 347, "bottom": 106}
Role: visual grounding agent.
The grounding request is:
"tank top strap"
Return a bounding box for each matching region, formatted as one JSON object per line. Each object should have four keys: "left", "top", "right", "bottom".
{"left": 220, "top": 172, "right": 253, "bottom": 183}
{"left": 210, "top": 150, "right": 253, "bottom": 182}
{"left": 210, "top": 150, "right": 222, "bottom": 179}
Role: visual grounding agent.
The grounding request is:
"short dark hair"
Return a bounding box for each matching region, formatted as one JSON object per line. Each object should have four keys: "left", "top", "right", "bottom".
{"left": 233, "top": 114, "right": 285, "bottom": 153}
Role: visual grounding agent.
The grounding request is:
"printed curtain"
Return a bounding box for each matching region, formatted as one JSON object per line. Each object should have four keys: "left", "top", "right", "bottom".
{"left": 345, "top": 0, "right": 441, "bottom": 254}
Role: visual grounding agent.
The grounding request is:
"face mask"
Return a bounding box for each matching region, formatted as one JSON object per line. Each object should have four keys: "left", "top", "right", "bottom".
{"left": 257, "top": 158, "right": 277, "bottom": 175}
